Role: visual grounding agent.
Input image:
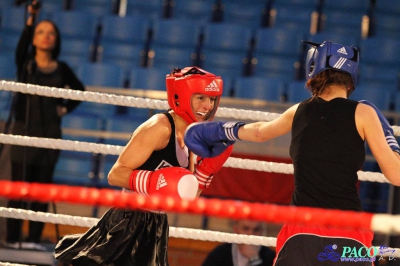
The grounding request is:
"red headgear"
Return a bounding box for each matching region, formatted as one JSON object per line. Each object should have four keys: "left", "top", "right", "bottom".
{"left": 166, "top": 66, "right": 223, "bottom": 125}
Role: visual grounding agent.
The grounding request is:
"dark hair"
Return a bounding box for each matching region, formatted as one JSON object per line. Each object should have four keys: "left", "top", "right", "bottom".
{"left": 306, "top": 69, "right": 355, "bottom": 97}
{"left": 32, "top": 20, "right": 61, "bottom": 60}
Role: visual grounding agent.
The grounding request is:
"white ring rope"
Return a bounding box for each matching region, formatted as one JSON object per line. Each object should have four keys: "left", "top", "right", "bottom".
{"left": 0, "top": 208, "right": 399, "bottom": 258}
{"left": 0, "top": 208, "right": 276, "bottom": 246}
{"left": 0, "top": 133, "right": 390, "bottom": 184}
{"left": 0, "top": 81, "right": 281, "bottom": 121}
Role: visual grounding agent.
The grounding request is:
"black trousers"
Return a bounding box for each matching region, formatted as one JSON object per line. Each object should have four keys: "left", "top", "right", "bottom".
{"left": 6, "top": 162, "right": 55, "bottom": 243}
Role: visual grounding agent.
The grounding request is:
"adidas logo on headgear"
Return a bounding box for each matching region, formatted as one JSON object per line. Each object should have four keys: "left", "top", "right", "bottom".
{"left": 205, "top": 80, "right": 220, "bottom": 92}
{"left": 337, "top": 47, "right": 348, "bottom": 55}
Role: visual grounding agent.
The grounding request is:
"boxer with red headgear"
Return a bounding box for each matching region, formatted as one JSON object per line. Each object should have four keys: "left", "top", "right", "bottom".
{"left": 55, "top": 66, "right": 232, "bottom": 265}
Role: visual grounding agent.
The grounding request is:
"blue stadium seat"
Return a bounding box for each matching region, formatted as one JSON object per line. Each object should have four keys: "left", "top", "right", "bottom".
{"left": 61, "top": 113, "right": 104, "bottom": 142}
{"left": 202, "top": 22, "right": 253, "bottom": 53}
{"left": 306, "top": 32, "right": 359, "bottom": 47}
{"left": 126, "top": 0, "right": 164, "bottom": 18}
{"left": 286, "top": 80, "right": 312, "bottom": 103}
{"left": 233, "top": 76, "right": 286, "bottom": 102}
{"left": 50, "top": 10, "right": 99, "bottom": 41}
{"left": 373, "top": 13, "right": 400, "bottom": 39}
{"left": 0, "top": 32, "right": 19, "bottom": 54}
{"left": 223, "top": 2, "right": 264, "bottom": 29}
{"left": 128, "top": 67, "right": 167, "bottom": 91}
{"left": 53, "top": 151, "right": 96, "bottom": 186}
{"left": 358, "top": 64, "right": 400, "bottom": 89}
{"left": 100, "top": 14, "right": 151, "bottom": 45}
{"left": 103, "top": 115, "right": 143, "bottom": 146}
{"left": 254, "top": 27, "right": 305, "bottom": 58}
{"left": 149, "top": 45, "right": 195, "bottom": 71}
{"left": 253, "top": 54, "right": 298, "bottom": 80}
{"left": 151, "top": 18, "right": 202, "bottom": 49}
{"left": 322, "top": 0, "right": 370, "bottom": 14}
{"left": 172, "top": 0, "right": 212, "bottom": 22}
{"left": 349, "top": 84, "right": 394, "bottom": 111}
{"left": 321, "top": 10, "right": 364, "bottom": 36}
{"left": 375, "top": 1, "right": 400, "bottom": 16}
{"left": 200, "top": 49, "right": 246, "bottom": 79}
{"left": 0, "top": 6, "right": 26, "bottom": 35}
{"left": 273, "top": 5, "right": 314, "bottom": 32}
{"left": 98, "top": 41, "right": 143, "bottom": 71}
{"left": 358, "top": 37, "right": 400, "bottom": 67}
{"left": 72, "top": 0, "right": 112, "bottom": 17}
{"left": 58, "top": 38, "right": 93, "bottom": 70}
{"left": 273, "top": 0, "right": 318, "bottom": 9}
{"left": 0, "top": 52, "right": 17, "bottom": 80}
{"left": 76, "top": 62, "right": 126, "bottom": 88}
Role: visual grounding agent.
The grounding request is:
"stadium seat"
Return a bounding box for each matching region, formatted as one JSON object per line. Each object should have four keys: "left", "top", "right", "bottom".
{"left": 306, "top": 32, "right": 359, "bottom": 47}
{"left": 126, "top": 0, "right": 164, "bottom": 18}
{"left": 223, "top": 2, "right": 264, "bottom": 29}
{"left": 149, "top": 45, "right": 195, "bottom": 71}
{"left": 76, "top": 62, "right": 126, "bottom": 88}
{"left": 61, "top": 113, "right": 104, "bottom": 142}
{"left": 0, "top": 32, "right": 19, "bottom": 54}
{"left": 358, "top": 37, "right": 400, "bottom": 67}
{"left": 172, "top": 0, "right": 213, "bottom": 22}
{"left": 128, "top": 67, "right": 167, "bottom": 91}
{"left": 233, "top": 76, "right": 286, "bottom": 102}
{"left": 200, "top": 49, "right": 246, "bottom": 79}
{"left": 321, "top": 10, "right": 365, "bottom": 37}
{"left": 374, "top": 0, "right": 400, "bottom": 16}
{"left": 358, "top": 64, "right": 400, "bottom": 89}
{"left": 58, "top": 38, "right": 93, "bottom": 70}
{"left": 0, "top": 52, "right": 17, "bottom": 80}
{"left": 202, "top": 22, "right": 253, "bottom": 53}
{"left": 273, "top": 5, "right": 314, "bottom": 32}
{"left": 253, "top": 27, "right": 305, "bottom": 58}
{"left": 0, "top": 6, "right": 26, "bottom": 35}
{"left": 51, "top": 10, "right": 99, "bottom": 41}
{"left": 72, "top": 0, "right": 112, "bottom": 17}
{"left": 322, "top": 0, "right": 370, "bottom": 14}
{"left": 286, "top": 80, "right": 312, "bottom": 103}
{"left": 373, "top": 13, "right": 400, "bottom": 39}
{"left": 100, "top": 14, "right": 151, "bottom": 45}
{"left": 103, "top": 115, "right": 143, "bottom": 146}
{"left": 349, "top": 84, "right": 394, "bottom": 111}
{"left": 98, "top": 41, "right": 144, "bottom": 71}
{"left": 253, "top": 54, "right": 298, "bottom": 80}
{"left": 151, "top": 18, "right": 202, "bottom": 49}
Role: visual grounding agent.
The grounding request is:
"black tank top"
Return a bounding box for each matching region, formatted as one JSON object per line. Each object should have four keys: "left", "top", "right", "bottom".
{"left": 289, "top": 97, "right": 365, "bottom": 211}
{"left": 138, "top": 112, "right": 189, "bottom": 171}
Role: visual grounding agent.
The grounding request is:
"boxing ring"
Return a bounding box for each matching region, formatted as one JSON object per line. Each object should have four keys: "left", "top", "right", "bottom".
{"left": 0, "top": 80, "right": 400, "bottom": 265}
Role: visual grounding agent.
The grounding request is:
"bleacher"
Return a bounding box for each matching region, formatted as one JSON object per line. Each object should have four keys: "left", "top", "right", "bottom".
{"left": 1, "top": 0, "right": 400, "bottom": 264}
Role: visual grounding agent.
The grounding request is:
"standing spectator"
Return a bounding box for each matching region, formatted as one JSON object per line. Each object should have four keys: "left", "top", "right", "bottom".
{"left": 202, "top": 219, "right": 276, "bottom": 266}
{"left": 5, "top": 0, "right": 85, "bottom": 250}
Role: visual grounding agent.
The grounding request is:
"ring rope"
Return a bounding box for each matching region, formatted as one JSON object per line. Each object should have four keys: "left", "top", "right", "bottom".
{"left": 0, "top": 133, "right": 390, "bottom": 184}
{"left": 0, "top": 80, "right": 281, "bottom": 122}
{"left": 1, "top": 181, "right": 400, "bottom": 236}
{"left": 0, "top": 208, "right": 276, "bottom": 246}
{"left": 2, "top": 206, "right": 399, "bottom": 259}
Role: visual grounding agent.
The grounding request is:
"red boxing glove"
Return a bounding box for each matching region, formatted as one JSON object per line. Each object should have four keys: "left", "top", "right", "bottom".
{"left": 194, "top": 145, "right": 233, "bottom": 189}
{"left": 129, "top": 167, "right": 199, "bottom": 200}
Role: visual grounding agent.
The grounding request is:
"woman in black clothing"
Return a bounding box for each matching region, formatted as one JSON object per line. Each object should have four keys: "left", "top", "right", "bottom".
{"left": 5, "top": 1, "right": 85, "bottom": 249}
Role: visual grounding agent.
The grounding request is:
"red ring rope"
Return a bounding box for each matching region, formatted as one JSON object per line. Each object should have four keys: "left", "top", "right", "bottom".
{"left": 0, "top": 181, "right": 373, "bottom": 231}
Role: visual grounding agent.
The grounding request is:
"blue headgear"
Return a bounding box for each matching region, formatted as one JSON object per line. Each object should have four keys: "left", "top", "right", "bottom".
{"left": 304, "top": 40, "right": 359, "bottom": 86}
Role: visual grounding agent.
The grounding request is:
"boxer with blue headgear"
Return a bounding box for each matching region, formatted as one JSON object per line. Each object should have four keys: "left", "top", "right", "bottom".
{"left": 184, "top": 39, "right": 400, "bottom": 265}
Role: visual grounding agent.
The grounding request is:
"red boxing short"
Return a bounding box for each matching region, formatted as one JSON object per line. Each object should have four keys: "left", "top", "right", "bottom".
{"left": 274, "top": 223, "right": 374, "bottom": 266}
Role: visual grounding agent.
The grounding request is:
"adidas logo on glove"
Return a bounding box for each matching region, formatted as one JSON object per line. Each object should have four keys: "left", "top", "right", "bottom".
{"left": 156, "top": 174, "right": 167, "bottom": 190}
